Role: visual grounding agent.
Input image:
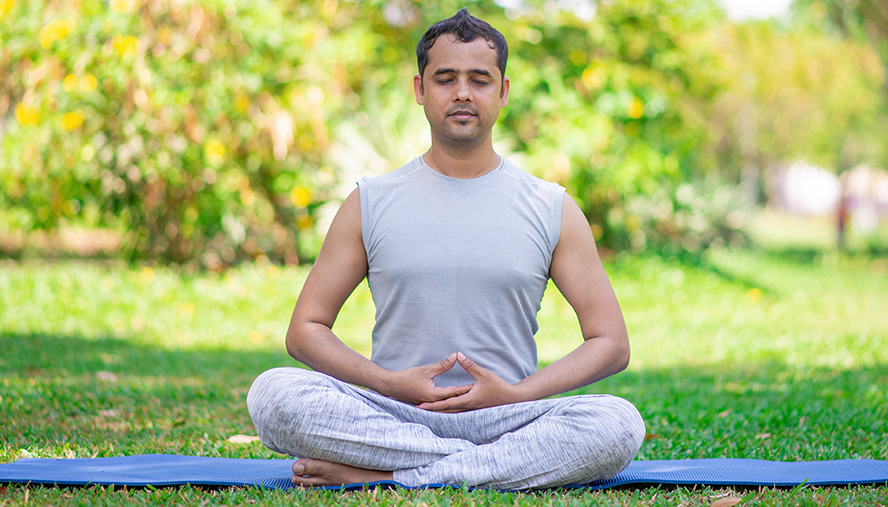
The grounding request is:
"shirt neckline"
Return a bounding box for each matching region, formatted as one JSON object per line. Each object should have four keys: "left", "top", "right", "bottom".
{"left": 419, "top": 155, "right": 505, "bottom": 183}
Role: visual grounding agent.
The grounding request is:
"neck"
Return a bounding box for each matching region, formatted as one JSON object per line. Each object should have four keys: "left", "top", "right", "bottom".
{"left": 423, "top": 137, "right": 501, "bottom": 179}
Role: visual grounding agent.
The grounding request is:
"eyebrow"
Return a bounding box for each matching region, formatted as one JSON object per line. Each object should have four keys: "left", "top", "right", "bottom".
{"left": 432, "top": 68, "right": 493, "bottom": 77}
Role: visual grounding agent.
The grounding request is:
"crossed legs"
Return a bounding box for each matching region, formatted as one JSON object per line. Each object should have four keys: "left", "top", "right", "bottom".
{"left": 247, "top": 367, "right": 645, "bottom": 489}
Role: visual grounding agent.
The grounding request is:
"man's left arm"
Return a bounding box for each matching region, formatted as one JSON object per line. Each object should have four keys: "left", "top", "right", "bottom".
{"left": 418, "top": 194, "right": 629, "bottom": 412}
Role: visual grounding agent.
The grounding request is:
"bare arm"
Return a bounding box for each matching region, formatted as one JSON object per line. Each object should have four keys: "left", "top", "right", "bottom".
{"left": 419, "top": 194, "right": 629, "bottom": 411}
{"left": 286, "top": 188, "right": 471, "bottom": 405}
{"left": 517, "top": 193, "right": 630, "bottom": 394}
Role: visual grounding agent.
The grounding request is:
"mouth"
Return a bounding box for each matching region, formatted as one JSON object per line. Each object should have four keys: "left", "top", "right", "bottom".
{"left": 448, "top": 109, "right": 477, "bottom": 121}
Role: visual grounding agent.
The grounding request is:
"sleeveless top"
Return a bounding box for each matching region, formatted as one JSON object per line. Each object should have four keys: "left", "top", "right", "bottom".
{"left": 357, "top": 156, "right": 565, "bottom": 386}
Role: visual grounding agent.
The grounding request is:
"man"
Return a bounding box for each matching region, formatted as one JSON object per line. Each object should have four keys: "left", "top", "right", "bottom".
{"left": 247, "top": 8, "right": 645, "bottom": 489}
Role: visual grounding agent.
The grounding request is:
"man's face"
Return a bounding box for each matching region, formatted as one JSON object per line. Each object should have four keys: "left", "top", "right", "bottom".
{"left": 414, "top": 36, "right": 510, "bottom": 148}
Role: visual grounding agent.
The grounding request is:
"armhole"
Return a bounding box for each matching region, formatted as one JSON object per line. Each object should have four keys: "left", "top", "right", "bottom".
{"left": 356, "top": 178, "right": 370, "bottom": 257}
{"left": 549, "top": 185, "right": 566, "bottom": 256}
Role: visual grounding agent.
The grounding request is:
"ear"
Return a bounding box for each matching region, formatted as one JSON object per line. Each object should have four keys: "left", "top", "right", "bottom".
{"left": 499, "top": 76, "right": 510, "bottom": 107}
{"left": 414, "top": 73, "right": 424, "bottom": 105}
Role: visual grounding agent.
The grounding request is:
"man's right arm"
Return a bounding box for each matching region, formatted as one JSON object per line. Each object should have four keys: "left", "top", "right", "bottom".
{"left": 285, "top": 188, "right": 472, "bottom": 405}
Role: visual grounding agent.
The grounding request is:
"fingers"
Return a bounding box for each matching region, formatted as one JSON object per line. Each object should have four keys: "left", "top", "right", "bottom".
{"left": 417, "top": 394, "right": 471, "bottom": 412}
{"left": 430, "top": 382, "right": 473, "bottom": 400}
{"left": 456, "top": 352, "right": 486, "bottom": 381}
{"left": 433, "top": 352, "right": 458, "bottom": 375}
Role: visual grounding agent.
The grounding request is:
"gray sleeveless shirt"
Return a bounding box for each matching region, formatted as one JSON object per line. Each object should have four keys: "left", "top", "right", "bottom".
{"left": 357, "top": 156, "right": 565, "bottom": 387}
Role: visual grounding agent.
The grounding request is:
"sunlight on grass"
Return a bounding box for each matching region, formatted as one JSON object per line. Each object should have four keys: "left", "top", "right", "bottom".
{"left": 2, "top": 249, "right": 887, "bottom": 505}
{"left": 2, "top": 248, "right": 886, "bottom": 372}
{"left": 0, "top": 262, "right": 307, "bottom": 352}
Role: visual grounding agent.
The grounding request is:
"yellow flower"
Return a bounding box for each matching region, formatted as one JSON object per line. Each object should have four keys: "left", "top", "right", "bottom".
{"left": 204, "top": 139, "right": 225, "bottom": 165}
{"left": 747, "top": 288, "right": 763, "bottom": 305}
{"left": 296, "top": 215, "right": 314, "bottom": 230}
{"left": 234, "top": 93, "right": 249, "bottom": 114}
{"left": 39, "top": 17, "right": 76, "bottom": 49}
{"left": 80, "top": 73, "right": 98, "bottom": 91}
{"left": 627, "top": 97, "right": 645, "bottom": 119}
{"left": 112, "top": 34, "right": 139, "bottom": 58}
{"left": 63, "top": 73, "right": 78, "bottom": 92}
{"left": 0, "top": 0, "right": 14, "bottom": 19}
{"left": 289, "top": 186, "right": 312, "bottom": 208}
{"left": 109, "top": 0, "right": 139, "bottom": 14}
{"left": 14, "top": 103, "right": 39, "bottom": 126}
{"left": 62, "top": 111, "right": 84, "bottom": 131}
{"left": 581, "top": 65, "right": 603, "bottom": 89}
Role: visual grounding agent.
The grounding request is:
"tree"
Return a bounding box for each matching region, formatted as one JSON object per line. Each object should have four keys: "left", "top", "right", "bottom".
{"left": 0, "top": 0, "right": 379, "bottom": 266}
{"left": 707, "top": 19, "right": 886, "bottom": 181}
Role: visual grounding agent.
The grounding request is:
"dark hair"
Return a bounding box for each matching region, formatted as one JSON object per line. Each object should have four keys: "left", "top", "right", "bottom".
{"left": 416, "top": 8, "right": 508, "bottom": 84}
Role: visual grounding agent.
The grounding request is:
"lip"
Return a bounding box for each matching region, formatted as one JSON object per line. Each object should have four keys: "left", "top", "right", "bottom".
{"left": 449, "top": 110, "right": 476, "bottom": 120}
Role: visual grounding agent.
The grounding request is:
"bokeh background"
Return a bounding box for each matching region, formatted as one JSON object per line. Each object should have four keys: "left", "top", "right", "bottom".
{"left": 2, "top": 0, "right": 887, "bottom": 268}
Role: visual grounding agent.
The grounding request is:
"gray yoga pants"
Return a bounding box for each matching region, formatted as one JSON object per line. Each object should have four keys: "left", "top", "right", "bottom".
{"left": 247, "top": 367, "right": 645, "bottom": 489}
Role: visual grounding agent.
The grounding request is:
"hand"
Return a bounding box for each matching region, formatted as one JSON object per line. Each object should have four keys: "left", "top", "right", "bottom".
{"left": 380, "top": 353, "right": 473, "bottom": 406}
{"left": 417, "top": 353, "right": 521, "bottom": 412}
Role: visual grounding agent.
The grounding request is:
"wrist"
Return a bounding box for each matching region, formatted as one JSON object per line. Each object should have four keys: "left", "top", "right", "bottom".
{"left": 363, "top": 363, "right": 397, "bottom": 397}
{"left": 510, "top": 377, "right": 545, "bottom": 403}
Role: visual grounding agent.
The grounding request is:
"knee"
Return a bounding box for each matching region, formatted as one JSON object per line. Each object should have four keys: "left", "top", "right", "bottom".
{"left": 605, "top": 396, "right": 646, "bottom": 458}
{"left": 246, "top": 367, "right": 330, "bottom": 431}
{"left": 568, "top": 395, "right": 646, "bottom": 478}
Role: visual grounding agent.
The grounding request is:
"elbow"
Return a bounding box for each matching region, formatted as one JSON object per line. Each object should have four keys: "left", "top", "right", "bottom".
{"left": 285, "top": 333, "right": 298, "bottom": 360}
{"left": 284, "top": 327, "right": 307, "bottom": 363}
{"left": 613, "top": 333, "right": 631, "bottom": 373}
{"left": 616, "top": 343, "right": 630, "bottom": 373}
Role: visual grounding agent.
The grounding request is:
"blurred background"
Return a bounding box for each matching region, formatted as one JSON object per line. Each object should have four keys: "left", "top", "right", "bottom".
{"left": 1, "top": 0, "right": 887, "bottom": 269}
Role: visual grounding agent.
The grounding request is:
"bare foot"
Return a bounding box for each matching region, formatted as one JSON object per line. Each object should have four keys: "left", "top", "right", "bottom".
{"left": 291, "top": 458, "right": 393, "bottom": 487}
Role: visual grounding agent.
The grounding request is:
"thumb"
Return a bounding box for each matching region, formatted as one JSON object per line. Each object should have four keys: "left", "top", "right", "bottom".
{"left": 456, "top": 352, "right": 481, "bottom": 378}
{"left": 433, "top": 353, "right": 459, "bottom": 376}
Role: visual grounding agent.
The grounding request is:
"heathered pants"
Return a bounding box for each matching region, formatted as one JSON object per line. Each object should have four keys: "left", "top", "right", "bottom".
{"left": 247, "top": 367, "right": 645, "bottom": 490}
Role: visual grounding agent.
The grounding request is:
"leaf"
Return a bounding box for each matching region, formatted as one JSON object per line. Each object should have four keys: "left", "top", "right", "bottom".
{"left": 227, "top": 435, "right": 261, "bottom": 444}
{"left": 710, "top": 497, "right": 743, "bottom": 507}
{"left": 789, "top": 478, "right": 810, "bottom": 495}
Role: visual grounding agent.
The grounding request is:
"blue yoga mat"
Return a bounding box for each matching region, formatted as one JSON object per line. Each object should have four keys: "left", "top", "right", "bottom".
{"left": 1, "top": 455, "right": 887, "bottom": 491}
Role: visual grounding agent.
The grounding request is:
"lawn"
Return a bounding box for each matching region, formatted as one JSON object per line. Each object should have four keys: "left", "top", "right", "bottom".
{"left": 1, "top": 241, "right": 887, "bottom": 505}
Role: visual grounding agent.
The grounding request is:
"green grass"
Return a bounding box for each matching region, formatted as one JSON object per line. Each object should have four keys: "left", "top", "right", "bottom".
{"left": 1, "top": 246, "right": 887, "bottom": 505}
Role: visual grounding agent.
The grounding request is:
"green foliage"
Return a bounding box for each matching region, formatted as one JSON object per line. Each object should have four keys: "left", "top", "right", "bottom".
{"left": 706, "top": 18, "right": 888, "bottom": 177}
{"left": 606, "top": 178, "right": 754, "bottom": 259}
{"left": 791, "top": 0, "right": 888, "bottom": 66}
{"left": 0, "top": 0, "right": 735, "bottom": 264}
{"left": 2, "top": 0, "right": 887, "bottom": 264}
{"left": 0, "top": 0, "right": 380, "bottom": 266}
{"left": 498, "top": 0, "right": 729, "bottom": 249}
{"left": 785, "top": 0, "right": 888, "bottom": 172}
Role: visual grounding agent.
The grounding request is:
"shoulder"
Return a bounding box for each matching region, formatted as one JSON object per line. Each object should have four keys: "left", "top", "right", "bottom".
{"left": 359, "top": 157, "right": 425, "bottom": 187}
{"left": 499, "top": 158, "right": 565, "bottom": 196}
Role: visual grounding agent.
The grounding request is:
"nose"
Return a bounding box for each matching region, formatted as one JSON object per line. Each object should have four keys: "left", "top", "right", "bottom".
{"left": 454, "top": 76, "right": 471, "bottom": 102}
